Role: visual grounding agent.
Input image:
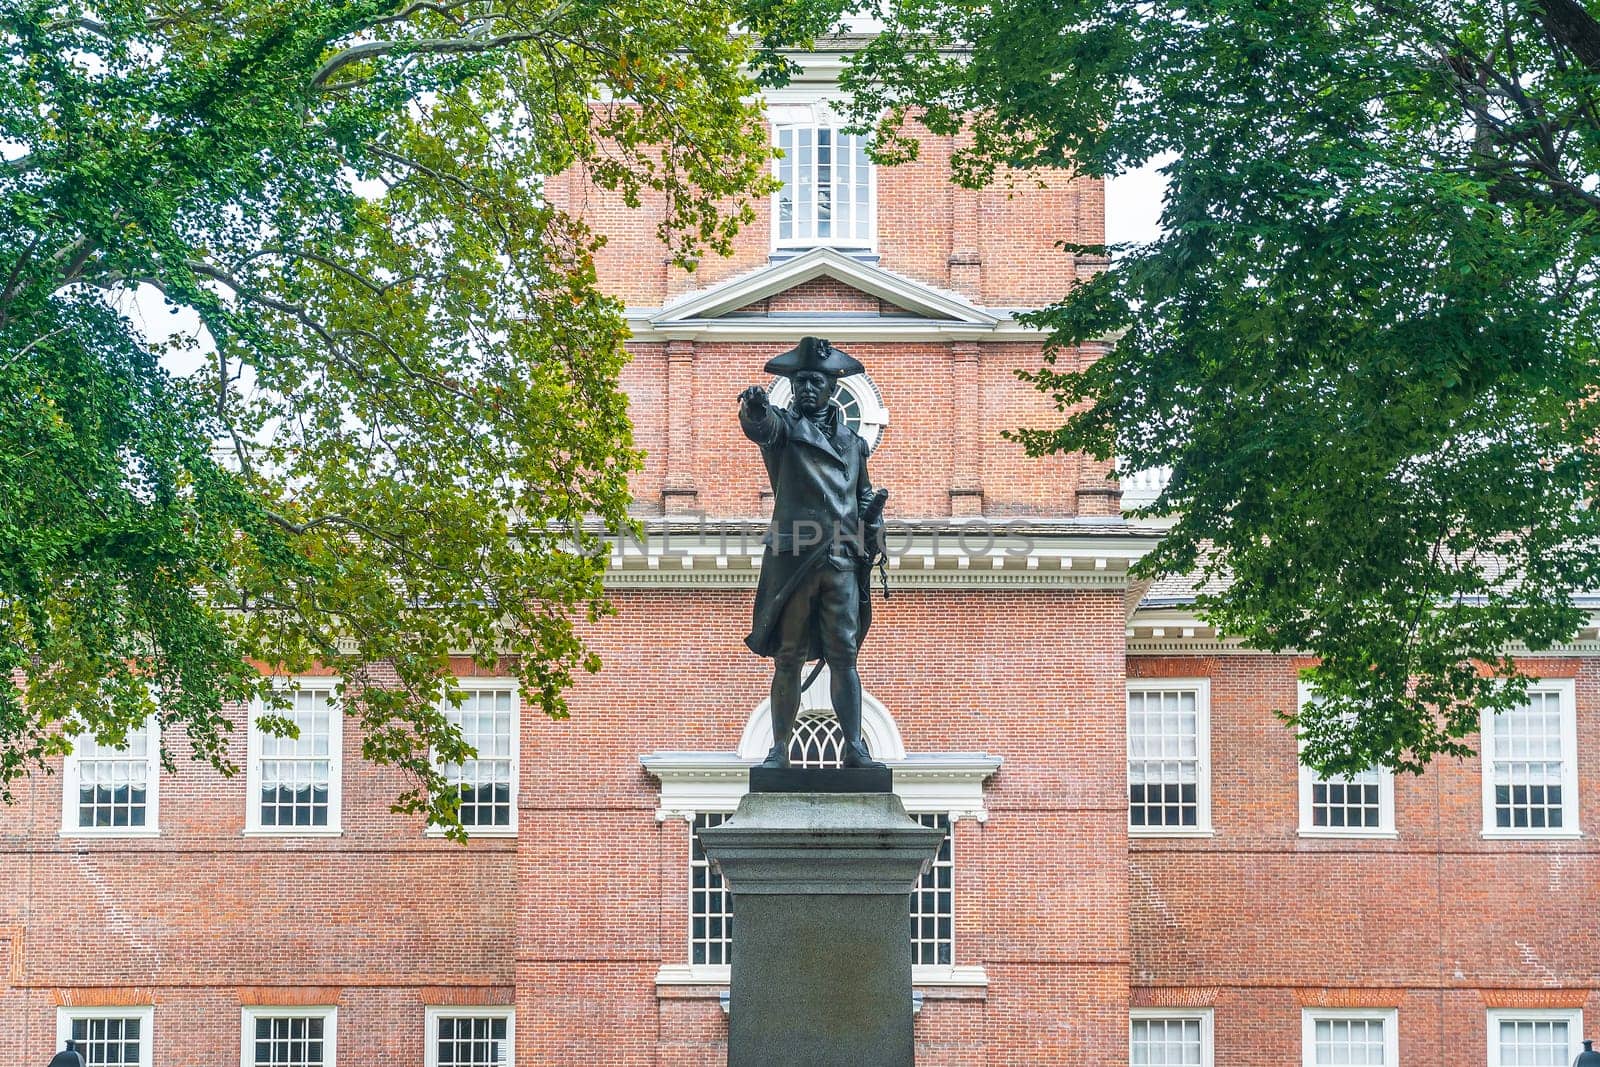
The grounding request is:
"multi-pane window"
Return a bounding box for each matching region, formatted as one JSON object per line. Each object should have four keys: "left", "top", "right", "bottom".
{"left": 246, "top": 684, "right": 341, "bottom": 833}
{"left": 1128, "top": 683, "right": 1210, "bottom": 832}
{"left": 773, "top": 125, "right": 873, "bottom": 249}
{"left": 427, "top": 1008, "right": 514, "bottom": 1067}
{"left": 1298, "top": 686, "right": 1394, "bottom": 836}
{"left": 437, "top": 685, "right": 518, "bottom": 832}
{"left": 1131, "top": 1011, "right": 1213, "bottom": 1067}
{"left": 1488, "top": 1010, "right": 1582, "bottom": 1066}
{"left": 691, "top": 812, "right": 733, "bottom": 966}
{"left": 62, "top": 719, "right": 159, "bottom": 834}
{"left": 1483, "top": 682, "right": 1578, "bottom": 835}
{"left": 1302, "top": 1010, "right": 1397, "bottom": 1066}
{"left": 57, "top": 1008, "right": 153, "bottom": 1067}
{"left": 910, "top": 813, "right": 953, "bottom": 966}
{"left": 690, "top": 807, "right": 958, "bottom": 972}
{"left": 242, "top": 1009, "right": 336, "bottom": 1067}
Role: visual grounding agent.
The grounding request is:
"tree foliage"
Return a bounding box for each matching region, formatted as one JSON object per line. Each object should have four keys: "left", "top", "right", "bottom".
{"left": 0, "top": 0, "right": 806, "bottom": 831}
{"left": 844, "top": 0, "right": 1600, "bottom": 774}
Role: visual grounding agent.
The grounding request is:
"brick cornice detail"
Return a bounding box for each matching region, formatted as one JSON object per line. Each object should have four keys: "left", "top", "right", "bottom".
{"left": 55, "top": 987, "right": 156, "bottom": 1006}
{"left": 1130, "top": 987, "right": 1218, "bottom": 1008}
{"left": 1295, "top": 987, "right": 1407, "bottom": 1008}
{"left": 1481, "top": 988, "right": 1592, "bottom": 1009}
{"left": 239, "top": 986, "right": 344, "bottom": 1006}
{"left": 419, "top": 985, "right": 517, "bottom": 1006}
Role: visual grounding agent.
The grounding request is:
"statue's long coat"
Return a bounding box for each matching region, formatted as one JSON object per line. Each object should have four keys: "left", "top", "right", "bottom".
{"left": 740, "top": 401, "right": 878, "bottom": 659}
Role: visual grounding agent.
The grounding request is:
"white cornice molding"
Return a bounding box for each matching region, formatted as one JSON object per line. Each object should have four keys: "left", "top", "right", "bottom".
{"left": 602, "top": 524, "right": 1158, "bottom": 591}
{"left": 1126, "top": 607, "right": 1600, "bottom": 656}
{"left": 625, "top": 317, "right": 1049, "bottom": 343}
{"left": 640, "top": 751, "right": 1002, "bottom": 822}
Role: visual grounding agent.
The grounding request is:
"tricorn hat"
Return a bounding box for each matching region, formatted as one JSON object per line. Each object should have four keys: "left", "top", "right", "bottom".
{"left": 763, "top": 337, "right": 864, "bottom": 378}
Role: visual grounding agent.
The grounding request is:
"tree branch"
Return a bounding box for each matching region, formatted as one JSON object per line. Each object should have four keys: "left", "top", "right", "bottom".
{"left": 310, "top": 2, "right": 573, "bottom": 90}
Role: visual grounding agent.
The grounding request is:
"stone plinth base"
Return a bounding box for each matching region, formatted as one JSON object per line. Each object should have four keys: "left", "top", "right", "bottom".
{"left": 699, "top": 791, "right": 944, "bottom": 1067}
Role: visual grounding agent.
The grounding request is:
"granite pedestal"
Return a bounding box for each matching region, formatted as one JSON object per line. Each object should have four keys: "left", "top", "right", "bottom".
{"left": 698, "top": 777, "right": 943, "bottom": 1067}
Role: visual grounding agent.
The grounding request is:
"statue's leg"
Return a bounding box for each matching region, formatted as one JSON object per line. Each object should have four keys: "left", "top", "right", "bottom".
{"left": 767, "top": 573, "right": 816, "bottom": 768}
{"left": 819, "top": 568, "right": 883, "bottom": 768}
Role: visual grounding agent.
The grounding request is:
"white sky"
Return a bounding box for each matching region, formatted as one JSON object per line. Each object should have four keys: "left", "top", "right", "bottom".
{"left": 1105, "top": 155, "right": 1172, "bottom": 248}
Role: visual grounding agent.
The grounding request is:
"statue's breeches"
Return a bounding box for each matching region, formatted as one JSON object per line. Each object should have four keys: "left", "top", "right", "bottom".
{"left": 772, "top": 564, "right": 861, "bottom": 669}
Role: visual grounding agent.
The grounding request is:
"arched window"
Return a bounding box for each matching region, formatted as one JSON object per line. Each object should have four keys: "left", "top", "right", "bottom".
{"left": 736, "top": 666, "right": 905, "bottom": 762}
{"left": 787, "top": 712, "right": 867, "bottom": 768}
{"left": 764, "top": 371, "right": 890, "bottom": 453}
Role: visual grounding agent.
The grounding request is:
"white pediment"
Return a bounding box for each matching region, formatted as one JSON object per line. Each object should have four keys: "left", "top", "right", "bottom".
{"left": 650, "top": 247, "right": 999, "bottom": 328}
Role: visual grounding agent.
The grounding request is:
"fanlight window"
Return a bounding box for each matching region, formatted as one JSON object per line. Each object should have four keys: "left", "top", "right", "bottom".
{"left": 766, "top": 371, "right": 889, "bottom": 453}
{"left": 787, "top": 712, "right": 867, "bottom": 768}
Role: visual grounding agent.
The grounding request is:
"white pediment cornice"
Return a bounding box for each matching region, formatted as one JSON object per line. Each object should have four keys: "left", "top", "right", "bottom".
{"left": 630, "top": 248, "right": 1015, "bottom": 342}
{"left": 1125, "top": 606, "right": 1600, "bottom": 656}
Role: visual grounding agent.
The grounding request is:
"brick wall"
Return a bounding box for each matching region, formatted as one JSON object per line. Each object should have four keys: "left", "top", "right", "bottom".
{"left": 1129, "top": 653, "right": 1600, "bottom": 1062}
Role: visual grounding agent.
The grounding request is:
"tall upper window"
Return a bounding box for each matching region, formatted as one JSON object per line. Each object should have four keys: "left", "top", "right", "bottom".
{"left": 1482, "top": 680, "right": 1579, "bottom": 837}
{"left": 909, "top": 813, "right": 953, "bottom": 967}
{"left": 773, "top": 124, "right": 874, "bottom": 250}
{"left": 246, "top": 683, "right": 342, "bottom": 834}
{"left": 57, "top": 1006, "right": 154, "bottom": 1067}
{"left": 1487, "top": 1009, "right": 1582, "bottom": 1066}
{"left": 434, "top": 683, "right": 519, "bottom": 834}
{"left": 1297, "top": 684, "right": 1396, "bottom": 837}
{"left": 687, "top": 713, "right": 957, "bottom": 975}
{"left": 1127, "top": 681, "right": 1212, "bottom": 834}
{"left": 62, "top": 718, "right": 160, "bottom": 835}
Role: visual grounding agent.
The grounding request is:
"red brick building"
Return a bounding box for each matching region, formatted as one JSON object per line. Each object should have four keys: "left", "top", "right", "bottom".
{"left": 5, "top": 40, "right": 1600, "bottom": 1067}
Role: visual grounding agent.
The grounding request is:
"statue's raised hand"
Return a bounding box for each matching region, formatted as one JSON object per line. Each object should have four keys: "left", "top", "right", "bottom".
{"left": 739, "top": 384, "right": 769, "bottom": 412}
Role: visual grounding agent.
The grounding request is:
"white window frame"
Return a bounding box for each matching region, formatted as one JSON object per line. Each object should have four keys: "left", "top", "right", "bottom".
{"left": 1296, "top": 683, "right": 1396, "bottom": 839}
{"left": 1480, "top": 678, "right": 1580, "bottom": 840}
{"left": 1130, "top": 1008, "right": 1214, "bottom": 1067}
{"left": 57, "top": 1005, "right": 155, "bottom": 1067}
{"left": 667, "top": 801, "right": 982, "bottom": 989}
{"left": 240, "top": 1007, "right": 338, "bottom": 1067}
{"left": 427, "top": 679, "right": 521, "bottom": 838}
{"left": 1486, "top": 1008, "right": 1583, "bottom": 1067}
{"left": 769, "top": 106, "right": 878, "bottom": 254}
{"left": 1127, "top": 679, "right": 1214, "bottom": 837}
{"left": 61, "top": 716, "right": 161, "bottom": 838}
{"left": 424, "top": 1006, "right": 515, "bottom": 1067}
{"left": 244, "top": 680, "right": 343, "bottom": 836}
{"left": 1301, "top": 1008, "right": 1398, "bottom": 1067}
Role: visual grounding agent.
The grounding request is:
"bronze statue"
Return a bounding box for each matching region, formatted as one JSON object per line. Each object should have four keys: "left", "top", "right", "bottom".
{"left": 740, "top": 337, "right": 887, "bottom": 770}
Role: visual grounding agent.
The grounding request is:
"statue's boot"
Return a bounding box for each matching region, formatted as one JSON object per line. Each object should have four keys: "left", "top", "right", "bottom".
{"left": 762, "top": 694, "right": 797, "bottom": 768}
{"left": 840, "top": 738, "right": 885, "bottom": 769}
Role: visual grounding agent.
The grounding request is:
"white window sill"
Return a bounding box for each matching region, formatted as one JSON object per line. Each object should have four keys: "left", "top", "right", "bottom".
{"left": 1298, "top": 828, "right": 1399, "bottom": 840}
{"left": 912, "top": 965, "right": 988, "bottom": 988}
{"left": 1480, "top": 829, "right": 1584, "bottom": 840}
{"left": 654, "top": 963, "right": 988, "bottom": 989}
{"left": 656, "top": 964, "right": 730, "bottom": 986}
{"left": 1129, "top": 827, "right": 1215, "bottom": 838}
{"left": 423, "top": 827, "right": 519, "bottom": 839}
{"left": 60, "top": 827, "right": 161, "bottom": 839}
{"left": 242, "top": 827, "right": 344, "bottom": 838}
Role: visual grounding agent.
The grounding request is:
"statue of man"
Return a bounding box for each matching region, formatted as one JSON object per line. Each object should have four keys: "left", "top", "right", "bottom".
{"left": 739, "top": 337, "right": 887, "bottom": 770}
